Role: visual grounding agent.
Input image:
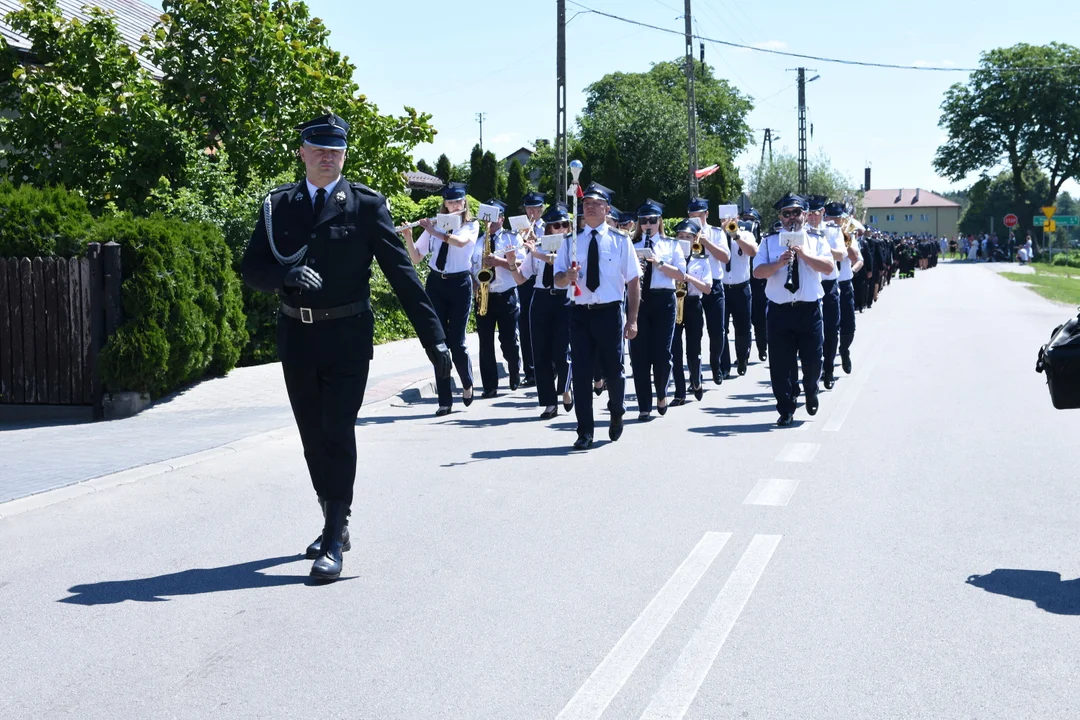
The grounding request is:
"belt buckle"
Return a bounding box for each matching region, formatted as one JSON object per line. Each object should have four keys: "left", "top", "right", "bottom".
{"left": 300, "top": 307, "right": 313, "bottom": 324}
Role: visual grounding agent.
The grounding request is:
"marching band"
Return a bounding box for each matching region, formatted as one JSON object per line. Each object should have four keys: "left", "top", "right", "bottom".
{"left": 399, "top": 183, "right": 929, "bottom": 447}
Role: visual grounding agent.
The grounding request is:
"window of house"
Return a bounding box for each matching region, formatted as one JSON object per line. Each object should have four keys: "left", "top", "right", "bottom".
{"left": 904, "top": 214, "right": 914, "bottom": 222}
{"left": 869, "top": 215, "right": 877, "bottom": 223}
{"left": 886, "top": 214, "right": 895, "bottom": 222}
{"left": 920, "top": 214, "right": 930, "bottom": 221}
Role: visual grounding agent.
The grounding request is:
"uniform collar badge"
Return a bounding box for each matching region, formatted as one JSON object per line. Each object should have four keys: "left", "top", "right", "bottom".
{"left": 294, "top": 191, "right": 304, "bottom": 201}
{"left": 334, "top": 190, "right": 346, "bottom": 202}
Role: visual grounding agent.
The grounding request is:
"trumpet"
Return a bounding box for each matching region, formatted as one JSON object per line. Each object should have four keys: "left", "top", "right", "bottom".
{"left": 690, "top": 233, "right": 704, "bottom": 256}
{"left": 723, "top": 218, "right": 740, "bottom": 236}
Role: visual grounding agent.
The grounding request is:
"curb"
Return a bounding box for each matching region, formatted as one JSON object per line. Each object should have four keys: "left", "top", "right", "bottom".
{"left": 0, "top": 362, "right": 488, "bottom": 520}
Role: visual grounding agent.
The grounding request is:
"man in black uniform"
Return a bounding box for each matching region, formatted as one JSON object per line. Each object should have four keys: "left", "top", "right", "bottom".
{"left": 241, "top": 112, "right": 452, "bottom": 582}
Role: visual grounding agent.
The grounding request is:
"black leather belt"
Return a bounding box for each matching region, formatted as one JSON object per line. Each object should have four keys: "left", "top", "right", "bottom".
{"left": 431, "top": 270, "right": 471, "bottom": 279}
{"left": 822, "top": 279, "right": 837, "bottom": 286}
{"left": 769, "top": 300, "right": 817, "bottom": 308}
{"left": 539, "top": 288, "right": 567, "bottom": 295}
{"left": 573, "top": 301, "right": 620, "bottom": 310}
{"left": 280, "top": 299, "right": 370, "bottom": 324}
{"left": 647, "top": 288, "right": 676, "bottom": 294}
{"left": 723, "top": 280, "right": 750, "bottom": 289}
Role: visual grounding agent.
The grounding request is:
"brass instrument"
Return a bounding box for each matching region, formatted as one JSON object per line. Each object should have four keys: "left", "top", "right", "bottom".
{"left": 839, "top": 216, "right": 865, "bottom": 248}
{"left": 690, "top": 234, "right": 704, "bottom": 256}
{"left": 476, "top": 230, "right": 495, "bottom": 316}
{"left": 675, "top": 280, "right": 688, "bottom": 324}
{"left": 723, "top": 218, "right": 740, "bottom": 236}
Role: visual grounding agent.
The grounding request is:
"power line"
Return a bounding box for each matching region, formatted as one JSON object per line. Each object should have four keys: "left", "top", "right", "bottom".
{"left": 565, "top": 1, "right": 1080, "bottom": 73}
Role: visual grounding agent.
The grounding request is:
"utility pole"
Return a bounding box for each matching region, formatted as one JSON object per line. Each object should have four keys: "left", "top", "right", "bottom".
{"left": 684, "top": 0, "right": 698, "bottom": 197}
{"left": 475, "top": 112, "right": 487, "bottom": 151}
{"left": 555, "top": 0, "right": 568, "bottom": 203}
{"left": 796, "top": 67, "right": 807, "bottom": 195}
{"left": 759, "top": 128, "right": 776, "bottom": 166}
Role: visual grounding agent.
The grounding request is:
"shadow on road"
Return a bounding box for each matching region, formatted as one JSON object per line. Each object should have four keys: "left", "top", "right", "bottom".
{"left": 701, "top": 404, "right": 776, "bottom": 417}
{"left": 966, "top": 569, "right": 1080, "bottom": 615}
{"left": 688, "top": 420, "right": 803, "bottom": 437}
{"left": 58, "top": 554, "right": 345, "bottom": 605}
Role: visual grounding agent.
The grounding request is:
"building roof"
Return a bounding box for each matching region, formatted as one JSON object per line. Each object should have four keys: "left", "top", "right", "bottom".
{"left": 502, "top": 146, "right": 535, "bottom": 162}
{"left": 0, "top": 0, "right": 162, "bottom": 76}
{"left": 405, "top": 170, "right": 443, "bottom": 192}
{"left": 864, "top": 188, "right": 960, "bottom": 209}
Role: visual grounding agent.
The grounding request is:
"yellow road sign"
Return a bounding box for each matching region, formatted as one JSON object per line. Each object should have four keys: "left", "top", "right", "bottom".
{"left": 1045, "top": 219, "right": 1057, "bottom": 232}
{"left": 1042, "top": 206, "right": 1057, "bottom": 218}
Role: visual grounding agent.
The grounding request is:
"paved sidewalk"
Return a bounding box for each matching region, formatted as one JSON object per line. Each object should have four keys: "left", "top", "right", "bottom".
{"left": 0, "top": 334, "right": 479, "bottom": 503}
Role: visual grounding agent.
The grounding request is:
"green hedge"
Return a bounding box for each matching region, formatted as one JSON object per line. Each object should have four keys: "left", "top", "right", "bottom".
{"left": 1051, "top": 252, "right": 1080, "bottom": 268}
{"left": 0, "top": 182, "right": 95, "bottom": 258}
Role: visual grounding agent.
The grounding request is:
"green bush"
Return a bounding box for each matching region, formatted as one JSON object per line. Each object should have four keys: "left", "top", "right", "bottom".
{"left": 92, "top": 214, "right": 246, "bottom": 397}
{"left": 0, "top": 182, "right": 95, "bottom": 257}
{"left": 1051, "top": 252, "right": 1080, "bottom": 268}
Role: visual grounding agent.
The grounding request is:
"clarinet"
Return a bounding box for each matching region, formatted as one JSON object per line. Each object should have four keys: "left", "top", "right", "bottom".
{"left": 783, "top": 239, "right": 797, "bottom": 292}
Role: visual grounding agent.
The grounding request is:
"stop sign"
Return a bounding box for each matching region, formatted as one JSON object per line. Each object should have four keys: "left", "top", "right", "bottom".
{"left": 1004, "top": 213, "right": 1019, "bottom": 228}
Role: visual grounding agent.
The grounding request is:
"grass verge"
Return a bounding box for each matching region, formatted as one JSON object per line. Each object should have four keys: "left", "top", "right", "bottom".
{"left": 1001, "top": 269, "right": 1080, "bottom": 305}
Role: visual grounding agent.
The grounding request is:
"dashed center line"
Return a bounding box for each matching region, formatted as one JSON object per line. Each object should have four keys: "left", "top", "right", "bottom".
{"left": 775, "top": 442, "right": 819, "bottom": 463}
{"left": 743, "top": 478, "right": 801, "bottom": 506}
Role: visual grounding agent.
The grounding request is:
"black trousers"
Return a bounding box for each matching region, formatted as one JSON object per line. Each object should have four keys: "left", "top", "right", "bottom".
{"left": 767, "top": 301, "right": 823, "bottom": 416}
{"left": 530, "top": 289, "right": 572, "bottom": 408}
{"left": 476, "top": 287, "right": 520, "bottom": 392}
{"left": 671, "top": 296, "right": 704, "bottom": 399}
{"left": 720, "top": 280, "right": 752, "bottom": 373}
{"left": 839, "top": 279, "right": 856, "bottom": 351}
{"left": 426, "top": 272, "right": 474, "bottom": 406}
{"left": 279, "top": 313, "right": 374, "bottom": 508}
{"left": 570, "top": 303, "right": 626, "bottom": 436}
{"left": 821, "top": 279, "right": 841, "bottom": 380}
{"left": 702, "top": 279, "right": 726, "bottom": 376}
{"left": 630, "top": 290, "right": 676, "bottom": 413}
{"left": 517, "top": 277, "right": 535, "bottom": 380}
{"left": 751, "top": 277, "right": 768, "bottom": 355}
{"left": 853, "top": 272, "right": 866, "bottom": 311}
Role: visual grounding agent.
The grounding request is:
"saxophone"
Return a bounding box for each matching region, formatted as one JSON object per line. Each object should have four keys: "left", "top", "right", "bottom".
{"left": 675, "top": 279, "right": 688, "bottom": 324}
{"left": 476, "top": 228, "right": 495, "bottom": 316}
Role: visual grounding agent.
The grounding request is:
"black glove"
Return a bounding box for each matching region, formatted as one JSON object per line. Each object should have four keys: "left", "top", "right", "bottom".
{"left": 284, "top": 266, "right": 323, "bottom": 291}
{"left": 426, "top": 342, "right": 453, "bottom": 380}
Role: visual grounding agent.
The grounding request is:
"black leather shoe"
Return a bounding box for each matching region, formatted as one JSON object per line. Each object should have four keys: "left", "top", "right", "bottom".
{"left": 593, "top": 381, "right": 605, "bottom": 397}
{"left": 758, "top": 349, "right": 767, "bottom": 361}
{"left": 806, "top": 394, "right": 819, "bottom": 416}
{"left": 462, "top": 386, "right": 474, "bottom": 407}
{"left": 670, "top": 397, "right": 686, "bottom": 407}
{"left": 522, "top": 376, "right": 535, "bottom": 387}
{"left": 694, "top": 385, "right": 704, "bottom": 401}
{"left": 306, "top": 499, "right": 353, "bottom": 559}
{"left": 540, "top": 406, "right": 558, "bottom": 420}
{"left": 841, "top": 354, "right": 852, "bottom": 374}
{"left": 509, "top": 373, "right": 520, "bottom": 391}
{"left": 712, "top": 369, "right": 722, "bottom": 385}
{"left": 823, "top": 377, "right": 835, "bottom": 390}
{"left": 563, "top": 395, "right": 574, "bottom": 412}
{"left": 638, "top": 412, "right": 652, "bottom": 422}
{"left": 609, "top": 413, "right": 624, "bottom": 441}
{"left": 435, "top": 406, "right": 451, "bottom": 417}
{"left": 657, "top": 401, "right": 668, "bottom": 416}
{"left": 573, "top": 434, "right": 593, "bottom": 450}
{"left": 737, "top": 359, "right": 747, "bottom": 376}
{"left": 481, "top": 389, "right": 498, "bottom": 399}
{"left": 310, "top": 501, "right": 349, "bottom": 581}
{"left": 777, "top": 413, "right": 794, "bottom": 427}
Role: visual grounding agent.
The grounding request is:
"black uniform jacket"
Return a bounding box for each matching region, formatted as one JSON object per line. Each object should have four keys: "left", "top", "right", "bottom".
{"left": 241, "top": 177, "right": 445, "bottom": 364}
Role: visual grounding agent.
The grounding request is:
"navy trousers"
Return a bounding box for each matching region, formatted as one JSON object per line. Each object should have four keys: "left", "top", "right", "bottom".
{"left": 426, "top": 272, "right": 474, "bottom": 407}
{"left": 702, "top": 279, "right": 726, "bottom": 377}
{"left": 530, "top": 289, "right": 572, "bottom": 408}
{"left": 767, "top": 301, "right": 823, "bottom": 416}
{"left": 570, "top": 303, "right": 626, "bottom": 436}
{"left": 517, "top": 277, "right": 535, "bottom": 380}
{"left": 839, "top": 279, "right": 856, "bottom": 352}
{"left": 719, "top": 280, "right": 752, "bottom": 374}
{"left": 629, "top": 291, "right": 676, "bottom": 413}
{"left": 671, "top": 296, "right": 704, "bottom": 399}
{"left": 751, "top": 277, "right": 768, "bottom": 356}
{"left": 476, "top": 287, "right": 520, "bottom": 392}
{"left": 821, "top": 279, "right": 841, "bottom": 380}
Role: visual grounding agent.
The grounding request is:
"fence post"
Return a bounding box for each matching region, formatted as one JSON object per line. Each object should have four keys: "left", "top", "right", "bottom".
{"left": 102, "top": 242, "right": 123, "bottom": 340}
{"left": 86, "top": 243, "right": 105, "bottom": 417}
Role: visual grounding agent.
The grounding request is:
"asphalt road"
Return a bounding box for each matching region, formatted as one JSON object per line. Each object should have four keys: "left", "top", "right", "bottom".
{"left": 1, "top": 261, "right": 1078, "bottom": 719}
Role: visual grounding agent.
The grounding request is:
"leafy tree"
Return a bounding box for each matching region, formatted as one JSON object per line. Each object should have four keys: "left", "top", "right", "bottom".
{"left": 147, "top": 0, "right": 435, "bottom": 194}
{"left": 434, "top": 153, "right": 452, "bottom": 183}
{"left": 416, "top": 159, "right": 434, "bottom": 175}
{"left": 505, "top": 159, "right": 528, "bottom": 212}
{"left": 468, "top": 144, "right": 483, "bottom": 194}
{"left": 958, "top": 164, "right": 1050, "bottom": 236}
{"left": 470, "top": 151, "right": 499, "bottom": 203}
{"left": 746, "top": 151, "right": 859, "bottom": 229}
{"left": 596, "top": 138, "right": 624, "bottom": 205}
{"left": 934, "top": 42, "right": 1080, "bottom": 236}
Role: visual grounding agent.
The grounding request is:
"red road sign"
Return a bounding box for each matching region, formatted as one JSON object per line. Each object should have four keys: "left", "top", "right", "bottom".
{"left": 1004, "top": 213, "right": 1018, "bottom": 228}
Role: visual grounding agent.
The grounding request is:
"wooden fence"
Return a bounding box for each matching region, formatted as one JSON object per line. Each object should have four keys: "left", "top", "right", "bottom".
{"left": 0, "top": 242, "right": 121, "bottom": 419}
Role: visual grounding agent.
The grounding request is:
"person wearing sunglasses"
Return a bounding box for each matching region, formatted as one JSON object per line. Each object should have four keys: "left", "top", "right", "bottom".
{"left": 631, "top": 199, "right": 687, "bottom": 421}
{"left": 521, "top": 203, "right": 575, "bottom": 420}
{"left": 669, "top": 218, "right": 714, "bottom": 405}
{"left": 686, "top": 197, "right": 731, "bottom": 386}
{"left": 554, "top": 182, "right": 641, "bottom": 450}
{"left": 752, "top": 192, "right": 836, "bottom": 427}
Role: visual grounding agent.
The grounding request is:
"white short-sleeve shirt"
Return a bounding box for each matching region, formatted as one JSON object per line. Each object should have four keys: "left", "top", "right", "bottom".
{"left": 554, "top": 224, "right": 640, "bottom": 304}
{"left": 415, "top": 219, "right": 480, "bottom": 274}
{"left": 757, "top": 231, "right": 830, "bottom": 304}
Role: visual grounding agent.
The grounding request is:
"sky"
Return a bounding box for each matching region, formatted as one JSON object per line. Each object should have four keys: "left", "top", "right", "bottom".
{"left": 306, "top": 0, "right": 1080, "bottom": 198}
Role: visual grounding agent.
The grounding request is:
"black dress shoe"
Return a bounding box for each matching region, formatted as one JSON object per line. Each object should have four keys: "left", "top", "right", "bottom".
{"left": 593, "top": 381, "right": 606, "bottom": 397}
{"left": 823, "top": 377, "right": 835, "bottom": 390}
{"left": 573, "top": 433, "right": 593, "bottom": 450}
{"left": 435, "top": 406, "right": 452, "bottom": 417}
{"left": 481, "top": 389, "right": 498, "bottom": 399}
{"left": 777, "top": 413, "right": 794, "bottom": 427}
{"left": 609, "top": 413, "right": 624, "bottom": 441}
{"left": 841, "top": 354, "right": 852, "bottom": 374}
{"left": 522, "top": 376, "right": 535, "bottom": 387}
{"left": 737, "top": 359, "right": 747, "bottom": 376}
{"left": 563, "top": 395, "right": 574, "bottom": 412}
{"left": 669, "top": 397, "right": 686, "bottom": 407}
{"left": 638, "top": 412, "right": 652, "bottom": 422}
{"left": 712, "top": 369, "right": 722, "bottom": 385}
{"left": 758, "top": 349, "right": 767, "bottom": 361}
{"left": 509, "top": 373, "right": 520, "bottom": 391}
{"left": 462, "top": 386, "right": 474, "bottom": 407}
{"left": 540, "top": 406, "right": 558, "bottom": 420}
{"left": 806, "top": 394, "right": 819, "bottom": 416}
{"left": 693, "top": 385, "right": 704, "bottom": 401}
{"left": 310, "top": 501, "right": 349, "bottom": 581}
{"left": 657, "top": 401, "right": 668, "bottom": 416}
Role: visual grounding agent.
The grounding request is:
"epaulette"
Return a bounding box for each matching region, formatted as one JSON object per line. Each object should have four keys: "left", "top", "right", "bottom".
{"left": 350, "top": 181, "right": 381, "bottom": 198}
{"left": 269, "top": 182, "right": 297, "bottom": 196}
{"left": 611, "top": 228, "right": 629, "bottom": 240}
{"left": 806, "top": 228, "right": 824, "bottom": 237}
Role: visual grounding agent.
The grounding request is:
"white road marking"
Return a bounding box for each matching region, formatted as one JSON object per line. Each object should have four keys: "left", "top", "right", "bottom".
{"left": 639, "top": 535, "right": 783, "bottom": 720}
{"left": 743, "top": 478, "right": 801, "bottom": 506}
{"left": 555, "top": 532, "right": 732, "bottom": 720}
{"left": 775, "top": 442, "right": 819, "bottom": 463}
